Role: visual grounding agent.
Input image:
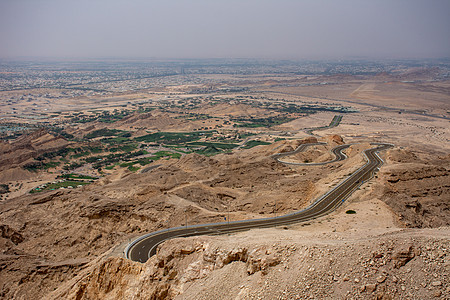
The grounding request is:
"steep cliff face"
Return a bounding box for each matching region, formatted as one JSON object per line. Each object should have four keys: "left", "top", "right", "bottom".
{"left": 48, "top": 238, "right": 288, "bottom": 300}
{"left": 47, "top": 228, "right": 450, "bottom": 300}
{"left": 380, "top": 149, "right": 450, "bottom": 228}
{"left": 53, "top": 258, "right": 150, "bottom": 300}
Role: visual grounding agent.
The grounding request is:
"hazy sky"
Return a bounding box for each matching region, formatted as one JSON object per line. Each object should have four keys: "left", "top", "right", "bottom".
{"left": 1, "top": 0, "right": 449, "bottom": 59}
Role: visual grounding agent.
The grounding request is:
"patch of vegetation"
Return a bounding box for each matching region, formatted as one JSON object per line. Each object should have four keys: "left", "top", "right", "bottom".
{"left": 84, "top": 156, "right": 103, "bottom": 163}
{"left": 30, "top": 180, "right": 90, "bottom": 193}
{"left": 149, "top": 151, "right": 182, "bottom": 160}
{"left": 187, "top": 141, "right": 238, "bottom": 150}
{"left": 233, "top": 117, "right": 295, "bottom": 128}
{"left": 58, "top": 173, "right": 98, "bottom": 180}
{"left": 120, "top": 162, "right": 135, "bottom": 168}
{"left": 109, "top": 143, "right": 138, "bottom": 152}
{"left": 181, "top": 113, "right": 214, "bottom": 121}
{"left": 137, "top": 107, "right": 155, "bottom": 113}
{"left": 115, "top": 151, "right": 180, "bottom": 170}
{"left": 105, "top": 164, "right": 116, "bottom": 170}
{"left": 44, "top": 161, "right": 60, "bottom": 168}
{"left": 71, "top": 110, "right": 132, "bottom": 124}
{"left": 84, "top": 128, "right": 123, "bottom": 139}
{"left": 164, "top": 145, "right": 191, "bottom": 154}
{"left": 23, "top": 160, "right": 60, "bottom": 171}
{"left": 239, "top": 132, "right": 257, "bottom": 139}
{"left": 36, "top": 148, "right": 72, "bottom": 161}
{"left": 89, "top": 146, "right": 104, "bottom": 154}
{"left": 242, "top": 140, "right": 271, "bottom": 149}
{"left": 128, "top": 165, "right": 140, "bottom": 172}
{"left": 0, "top": 184, "right": 10, "bottom": 194}
{"left": 194, "top": 145, "right": 223, "bottom": 156}
{"left": 71, "top": 151, "right": 91, "bottom": 159}
{"left": 90, "top": 149, "right": 147, "bottom": 170}
{"left": 63, "top": 162, "right": 84, "bottom": 171}
{"left": 48, "top": 127, "right": 75, "bottom": 140}
{"left": 135, "top": 131, "right": 215, "bottom": 145}
{"left": 136, "top": 158, "right": 154, "bottom": 166}
{"left": 102, "top": 137, "right": 133, "bottom": 145}
{"left": 274, "top": 104, "right": 352, "bottom": 114}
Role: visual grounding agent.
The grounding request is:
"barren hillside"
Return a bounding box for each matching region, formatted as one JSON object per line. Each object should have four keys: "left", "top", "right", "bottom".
{"left": 1, "top": 135, "right": 449, "bottom": 299}
{"left": 1, "top": 66, "right": 449, "bottom": 299}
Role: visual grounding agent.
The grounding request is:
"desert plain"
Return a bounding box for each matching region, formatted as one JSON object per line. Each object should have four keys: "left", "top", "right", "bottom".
{"left": 0, "top": 60, "right": 449, "bottom": 299}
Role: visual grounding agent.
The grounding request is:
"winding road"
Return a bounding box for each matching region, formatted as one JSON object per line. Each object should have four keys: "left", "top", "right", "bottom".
{"left": 125, "top": 142, "right": 393, "bottom": 263}
{"left": 273, "top": 142, "right": 350, "bottom": 166}
{"left": 305, "top": 115, "right": 343, "bottom": 136}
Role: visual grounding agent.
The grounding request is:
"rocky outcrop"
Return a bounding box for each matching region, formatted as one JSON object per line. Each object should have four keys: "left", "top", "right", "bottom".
{"left": 385, "top": 165, "right": 448, "bottom": 183}
{"left": 324, "top": 134, "right": 344, "bottom": 145}
{"left": 47, "top": 239, "right": 286, "bottom": 300}
{"left": 387, "top": 148, "right": 418, "bottom": 163}
{"left": 275, "top": 137, "right": 318, "bottom": 154}
{"left": 44, "top": 230, "right": 450, "bottom": 300}
{"left": 0, "top": 224, "right": 24, "bottom": 245}
{"left": 0, "top": 129, "right": 70, "bottom": 171}
{"left": 392, "top": 244, "right": 420, "bottom": 268}
{"left": 246, "top": 247, "right": 281, "bottom": 275}
{"left": 381, "top": 160, "right": 450, "bottom": 228}
{"left": 0, "top": 255, "right": 88, "bottom": 299}
{"left": 115, "top": 113, "right": 182, "bottom": 130}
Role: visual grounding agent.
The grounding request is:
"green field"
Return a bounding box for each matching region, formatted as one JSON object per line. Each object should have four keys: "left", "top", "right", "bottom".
{"left": 233, "top": 117, "right": 295, "bottom": 128}
{"left": 135, "top": 131, "right": 215, "bottom": 145}
{"left": 242, "top": 140, "right": 271, "bottom": 149}
{"left": 30, "top": 180, "right": 90, "bottom": 193}
{"left": 187, "top": 141, "right": 238, "bottom": 149}
{"left": 58, "top": 173, "right": 98, "bottom": 180}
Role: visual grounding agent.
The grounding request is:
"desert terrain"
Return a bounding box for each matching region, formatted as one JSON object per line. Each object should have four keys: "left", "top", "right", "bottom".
{"left": 0, "top": 60, "right": 449, "bottom": 299}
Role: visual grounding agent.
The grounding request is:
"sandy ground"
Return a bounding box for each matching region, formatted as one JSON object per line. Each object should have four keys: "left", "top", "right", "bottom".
{"left": 1, "top": 71, "right": 449, "bottom": 299}
{"left": 46, "top": 188, "right": 448, "bottom": 300}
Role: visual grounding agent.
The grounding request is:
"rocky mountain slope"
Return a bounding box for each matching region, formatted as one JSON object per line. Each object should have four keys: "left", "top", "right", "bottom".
{"left": 380, "top": 148, "right": 450, "bottom": 228}
{"left": 0, "top": 136, "right": 449, "bottom": 299}
{"left": 48, "top": 216, "right": 450, "bottom": 300}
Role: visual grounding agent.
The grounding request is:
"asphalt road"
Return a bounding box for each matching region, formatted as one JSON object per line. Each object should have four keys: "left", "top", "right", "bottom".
{"left": 126, "top": 142, "right": 393, "bottom": 263}
{"left": 305, "top": 115, "right": 342, "bottom": 136}
{"left": 273, "top": 142, "right": 350, "bottom": 166}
